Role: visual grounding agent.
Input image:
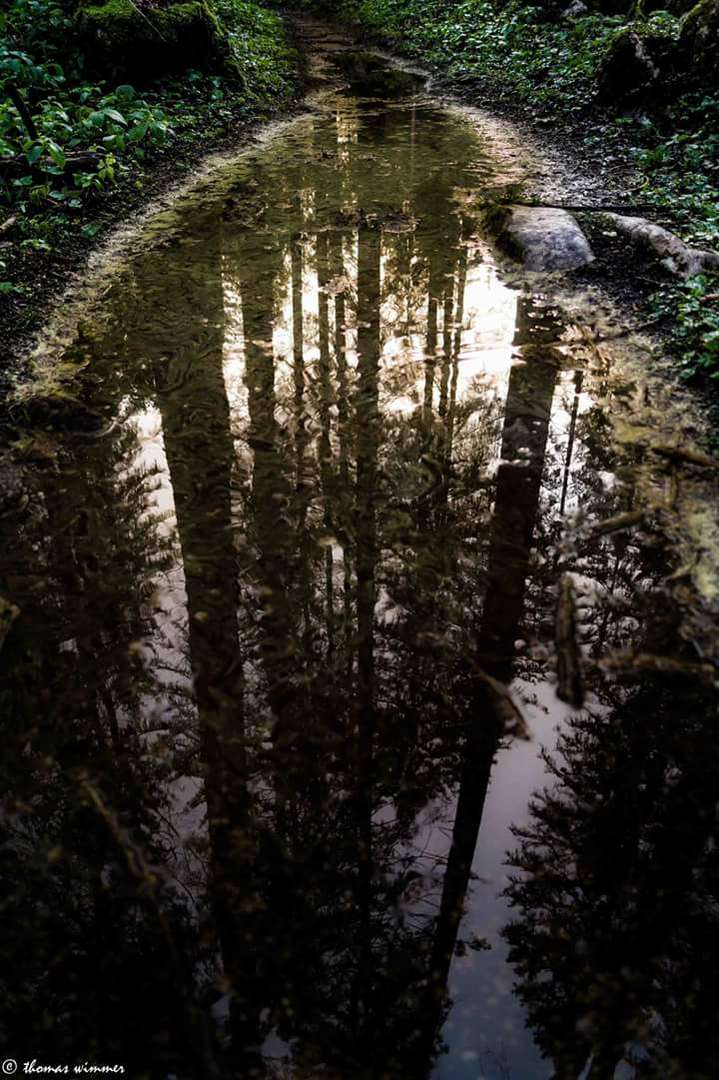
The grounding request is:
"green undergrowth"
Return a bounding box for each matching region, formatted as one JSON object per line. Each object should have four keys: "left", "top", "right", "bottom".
{"left": 630, "top": 91, "right": 719, "bottom": 383}
{"left": 0, "top": 0, "right": 296, "bottom": 301}
{"left": 296, "top": 0, "right": 719, "bottom": 384}
{"left": 299, "top": 0, "right": 677, "bottom": 113}
{"left": 650, "top": 276, "right": 719, "bottom": 382}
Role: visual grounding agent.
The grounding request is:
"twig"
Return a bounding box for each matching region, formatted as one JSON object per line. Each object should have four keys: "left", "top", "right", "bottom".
{"left": 4, "top": 81, "right": 38, "bottom": 141}
{"left": 125, "top": 0, "right": 168, "bottom": 41}
{"left": 0, "top": 214, "right": 17, "bottom": 237}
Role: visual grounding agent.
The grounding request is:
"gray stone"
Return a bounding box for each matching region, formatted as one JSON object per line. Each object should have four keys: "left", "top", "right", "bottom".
{"left": 563, "top": 1, "right": 589, "bottom": 18}
{"left": 496, "top": 206, "right": 595, "bottom": 271}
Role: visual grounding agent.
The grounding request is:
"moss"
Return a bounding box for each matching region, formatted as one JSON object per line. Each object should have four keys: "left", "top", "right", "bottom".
{"left": 213, "top": 0, "right": 297, "bottom": 98}
{"left": 595, "top": 14, "right": 686, "bottom": 102}
{"left": 77, "top": 0, "right": 230, "bottom": 78}
{"left": 680, "top": 0, "right": 719, "bottom": 79}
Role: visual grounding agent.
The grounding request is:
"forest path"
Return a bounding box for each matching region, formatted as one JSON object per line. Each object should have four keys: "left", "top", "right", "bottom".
{"left": 1, "top": 22, "right": 718, "bottom": 1080}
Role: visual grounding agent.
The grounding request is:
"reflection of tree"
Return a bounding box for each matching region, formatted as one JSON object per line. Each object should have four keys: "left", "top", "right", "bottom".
{"left": 330, "top": 230, "right": 355, "bottom": 653}
{"left": 504, "top": 592, "right": 719, "bottom": 1079}
{"left": 240, "top": 235, "right": 298, "bottom": 740}
{"left": 0, "top": 423, "right": 207, "bottom": 1072}
{"left": 145, "top": 221, "right": 262, "bottom": 1064}
{"left": 413, "top": 171, "right": 461, "bottom": 432}
{"left": 352, "top": 220, "right": 382, "bottom": 1037}
{"left": 479, "top": 296, "right": 561, "bottom": 677}
{"left": 218, "top": 165, "right": 566, "bottom": 1076}
{"left": 407, "top": 295, "right": 562, "bottom": 1072}
{"left": 316, "top": 230, "right": 337, "bottom": 654}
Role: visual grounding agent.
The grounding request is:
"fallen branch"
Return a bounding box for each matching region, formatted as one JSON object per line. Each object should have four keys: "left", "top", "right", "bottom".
{"left": 585, "top": 509, "right": 646, "bottom": 538}
{"left": 600, "top": 650, "right": 717, "bottom": 687}
{"left": 476, "top": 670, "right": 530, "bottom": 740}
{"left": 651, "top": 443, "right": 719, "bottom": 470}
{"left": 493, "top": 199, "right": 719, "bottom": 278}
{"left": 605, "top": 213, "right": 719, "bottom": 278}
{"left": 63, "top": 150, "right": 103, "bottom": 175}
{"left": 0, "top": 150, "right": 102, "bottom": 181}
{"left": 0, "top": 214, "right": 17, "bottom": 237}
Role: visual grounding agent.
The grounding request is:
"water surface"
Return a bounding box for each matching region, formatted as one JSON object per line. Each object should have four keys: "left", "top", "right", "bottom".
{"left": 2, "top": 41, "right": 718, "bottom": 1080}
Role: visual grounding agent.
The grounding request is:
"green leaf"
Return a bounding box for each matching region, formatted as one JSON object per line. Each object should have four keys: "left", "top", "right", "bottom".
{"left": 26, "top": 143, "right": 43, "bottom": 166}
{"left": 46, "top": 141, "right": 66, "bottom": 168}
{"left": 102, "top": 107, "right": 127, "bottom": 126}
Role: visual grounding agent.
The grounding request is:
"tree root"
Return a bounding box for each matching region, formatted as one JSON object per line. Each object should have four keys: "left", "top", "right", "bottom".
{"left": 605, "top": 213, "right": 719, "bottom": 277}
{"left": 493, "top": 197, "right": 719, "bottom": 278}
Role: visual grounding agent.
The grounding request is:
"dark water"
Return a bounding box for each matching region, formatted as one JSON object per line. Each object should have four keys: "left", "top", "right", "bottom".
{"left": 1, "top": 44, "right": 718, "bottom": 1080}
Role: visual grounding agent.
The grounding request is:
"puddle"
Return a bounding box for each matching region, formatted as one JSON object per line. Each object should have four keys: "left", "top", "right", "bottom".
{"left": 1, "top": 35, "right": 718, "bottom": 1080}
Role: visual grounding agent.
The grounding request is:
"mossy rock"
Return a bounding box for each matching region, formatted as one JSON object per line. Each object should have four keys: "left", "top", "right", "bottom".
{"left": 76, "top": 0, "right": 231, "bottom": 79}
{"left": 679, "top": 0, "right": 719, "bottom": 81}
{"left": 596, "top": 25, "right": 677, "bottom": 101}
{"left": 634, "top": 0, "right": 696, "bottom": 14}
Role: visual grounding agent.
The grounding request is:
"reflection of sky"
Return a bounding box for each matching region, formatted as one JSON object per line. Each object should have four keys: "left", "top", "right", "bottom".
{"left": 219, "top": 234, "right": 521, "bottom": 427}
{"left": 122, "top": 402, "right": 189, "bottom": 698}
{"left": 10, "top": 47, "right": 715, "bottom": 1080}
{"left": 435, "top": 683, "right": 578, "bottom": 1080}
{"left": 126, "top": 233, "right": 525, "bottom": 620}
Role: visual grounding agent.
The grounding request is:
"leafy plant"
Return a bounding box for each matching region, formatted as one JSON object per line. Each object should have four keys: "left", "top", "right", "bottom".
{"left": 651, "top": 276, "right": 719, "bottom": 382}
{"left": 1, "top": 0, "right": 298, "bottom": 299}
